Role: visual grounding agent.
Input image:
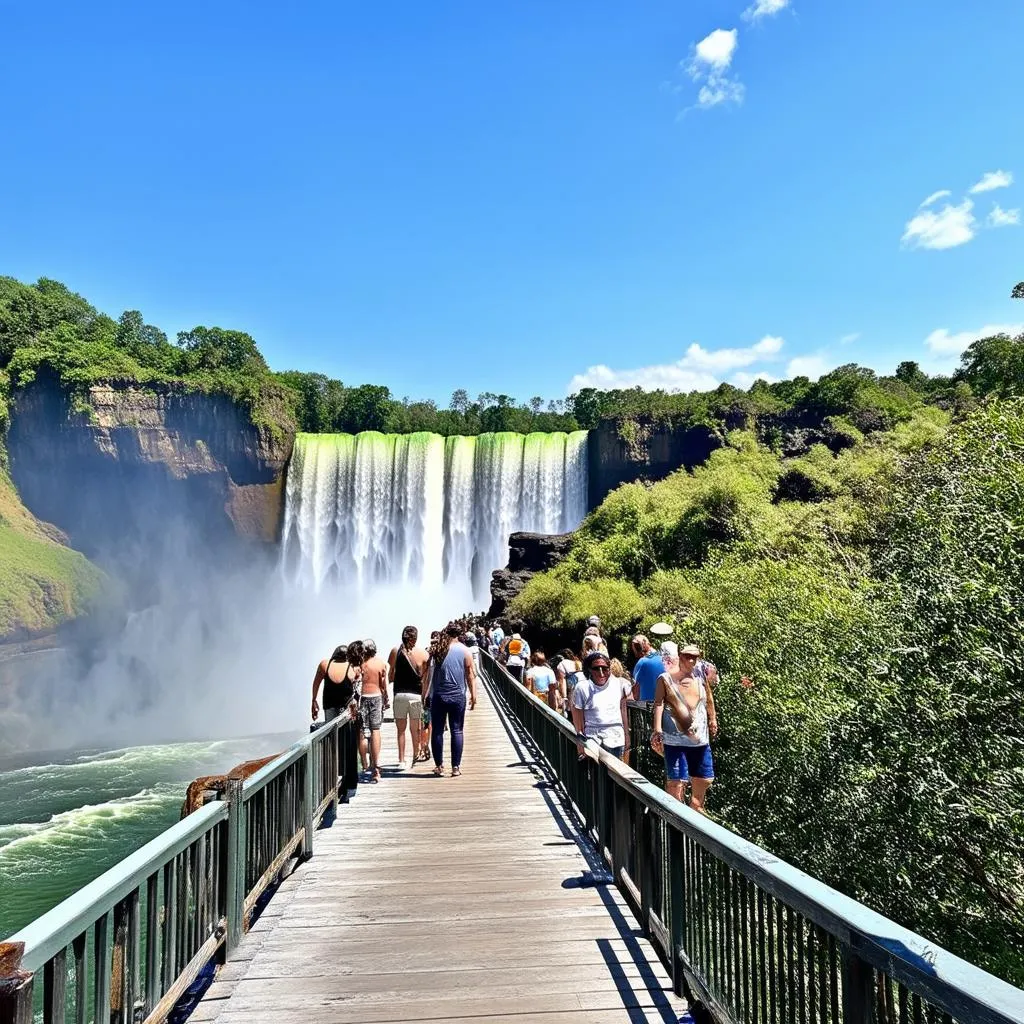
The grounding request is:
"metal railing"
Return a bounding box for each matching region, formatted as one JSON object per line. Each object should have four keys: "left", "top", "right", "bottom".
{"left": 480, "top": 651, "right": 1024, "bottom": 1024}
{"left": 0, "top": 709, "right": 359, "bottom": 1024}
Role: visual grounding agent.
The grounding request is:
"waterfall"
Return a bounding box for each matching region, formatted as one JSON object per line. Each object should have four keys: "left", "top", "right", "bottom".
{"left": 281, "top": 430, "right": 589, "bottom": 605}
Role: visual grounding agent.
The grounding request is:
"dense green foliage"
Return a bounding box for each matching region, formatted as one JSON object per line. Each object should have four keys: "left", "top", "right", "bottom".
{"left": 4, "top": 275, "right": 1020, "bottom": 442}
{"left": 511, "top": 403, "right": 1024, "bottom": 984}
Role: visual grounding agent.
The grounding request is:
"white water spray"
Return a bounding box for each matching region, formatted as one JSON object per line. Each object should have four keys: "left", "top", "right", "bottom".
{"left": 281, "top": 430, "right": 589, "bottom": 606}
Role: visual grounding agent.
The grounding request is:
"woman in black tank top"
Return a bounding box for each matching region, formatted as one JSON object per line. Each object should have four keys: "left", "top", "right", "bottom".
{"left": 312, "top": 644, "right": 360, "bottom": 722}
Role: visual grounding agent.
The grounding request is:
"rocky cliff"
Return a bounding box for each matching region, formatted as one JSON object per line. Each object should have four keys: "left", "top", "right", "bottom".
{"left": 488, "top": 531, "right": 574, "bottom": 619}
{"left": 7, "top": 374, "right": 295, "bottom": 564}
{"left": 587, "top": 418, "right": 720, "bottom": 508}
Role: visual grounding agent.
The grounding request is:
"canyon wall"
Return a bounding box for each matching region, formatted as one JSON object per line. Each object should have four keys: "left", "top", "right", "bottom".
{"left": 7, "top": 374, "right": 295, "bottom": 564}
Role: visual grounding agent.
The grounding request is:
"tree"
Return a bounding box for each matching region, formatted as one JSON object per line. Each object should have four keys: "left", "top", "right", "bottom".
{"left": 957, "top": 332, "right": 1024, "bottom": 397}
{"left": 339, "top": 383, "right": 393, "bottom": 433}
{"left": 1012, "top": 282, "right": 1023, "bottom": 299}
{"left": 176, "top": 327, "right": 268, "bottom": 375}
{"left": 529, "top": 396, "right": 543, "bottom": 417}
{"left": 449, "top": 389, "right": 469, "bottom": 415}
{"left": 894, "top": 360, "right": 928, "bottom": 390}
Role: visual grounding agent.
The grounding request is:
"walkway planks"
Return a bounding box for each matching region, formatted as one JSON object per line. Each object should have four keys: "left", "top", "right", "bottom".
{"left": 192, "top": 679, "right": 688, "bottom": 1023}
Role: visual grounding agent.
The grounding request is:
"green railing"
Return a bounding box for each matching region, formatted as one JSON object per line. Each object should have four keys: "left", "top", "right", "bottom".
{"left": 480, "top": 651, "right": 1024, "bottom": 1024}
{"left": 0, "top": 709, "right": 359, "bottom": 1024}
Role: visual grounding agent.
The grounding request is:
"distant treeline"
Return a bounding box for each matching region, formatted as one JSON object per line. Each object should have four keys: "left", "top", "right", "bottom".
{"left": 2, "top": 276, "right": 1023, "bottom": 440}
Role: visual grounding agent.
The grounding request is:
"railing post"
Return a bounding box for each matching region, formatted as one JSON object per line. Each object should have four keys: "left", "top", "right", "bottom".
{"left": 331, "top": 720, "right": 339, "bottom": 815}
{"left": 302, "top": 744, "right": 315, "bottom": 860}
{"left": 0, "top": 944, "right": 33, "bottom": 1024}
{"left": 668, "top": 829, "right": 686, "bottom": 997}
{"left": 841, "top": 948, "right": 875, "bottom": 1024}
{"left": 223, "top": 777, "right": 244, "bottom": 956}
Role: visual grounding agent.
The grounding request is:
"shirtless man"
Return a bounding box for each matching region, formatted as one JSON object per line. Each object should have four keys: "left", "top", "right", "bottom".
{"left": 358, "top": 639, "right": 390, "bottom": 783}
{"left": 388, "top": 626, "right": 430, "bottom": 770}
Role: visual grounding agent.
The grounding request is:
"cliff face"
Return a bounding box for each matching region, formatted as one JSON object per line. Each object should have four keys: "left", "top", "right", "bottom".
{"left": 587, "top": 418, "right": 720, "bottom": 507}
{"left": 7, "top": 375, "right": 295, "bottom": 563}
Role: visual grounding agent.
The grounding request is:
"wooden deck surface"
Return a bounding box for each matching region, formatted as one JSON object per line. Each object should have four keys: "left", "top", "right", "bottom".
{"left": 191, "top": 679, "right": 689, "bottom": 1023}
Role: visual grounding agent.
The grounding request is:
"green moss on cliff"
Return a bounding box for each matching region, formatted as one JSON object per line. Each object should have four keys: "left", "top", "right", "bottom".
{"left": 0, "top": 466, "right": 105, "bottom": 639}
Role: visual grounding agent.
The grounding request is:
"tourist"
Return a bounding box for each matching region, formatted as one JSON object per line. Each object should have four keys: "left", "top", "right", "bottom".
{"left": 464, "top": 630, "right": 482, "bottom": 675}
{"left": 430, "top": 622, "right": 477, "bottom": 777}
{"left": 650, "top": 653, "right": 718, "bottom": 813}
{"left": 417, "top": 630, "right": 440, "bottom": 762}
{"left": 630, "top": 634, "right": 665, "bottom": 703}
{"left": 555, "top": 648, "right": 583, "bottom": 716}
{"left": 659, "top": 640, "right": 679, "bottom": 674}
{"left": 582, "top": 616, "right": 609, "bottom": 655}
{"left": 571, "top": 650, "right": 631, "bottom": 759}
{"left": 525, "top": 650, "right": 557, "bottom": 709}
{"left": 505, "top": 632, "right": 527, "bottom": 682}
{"left": 388, "top": 626, "right": 429, "bottom": 771}
{"left": 358, "top": 639, "right": 389, "bottom": 783}
{"left": 681, "top": 643, "right": 720, "bottom": 694}
{"left": 489, "top": 622, "right": 505, "bottom": 658}
{"left": 310, "top": 644, "right": 358, "bottom": 724}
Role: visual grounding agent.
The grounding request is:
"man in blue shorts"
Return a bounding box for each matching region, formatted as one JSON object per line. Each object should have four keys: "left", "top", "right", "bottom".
{"left": 650, "top": 652, "right": 718, "bottom": 812}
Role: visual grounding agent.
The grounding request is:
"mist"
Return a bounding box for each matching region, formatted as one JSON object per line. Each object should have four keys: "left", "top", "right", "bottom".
{"left": 0, "top": 519, "right": 478, "bottom": 757}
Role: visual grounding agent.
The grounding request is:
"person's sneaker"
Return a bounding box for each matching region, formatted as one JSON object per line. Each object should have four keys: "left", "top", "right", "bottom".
{"left": 397, "top": 759, "right": 409, "bottom": 771}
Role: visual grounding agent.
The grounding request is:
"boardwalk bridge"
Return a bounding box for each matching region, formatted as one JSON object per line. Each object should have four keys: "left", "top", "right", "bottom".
{"left": 3, "top": 653, "right": 1023, "bottom": 1024}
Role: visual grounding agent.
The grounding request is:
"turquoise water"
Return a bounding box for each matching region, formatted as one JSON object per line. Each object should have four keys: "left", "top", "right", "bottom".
{"left": 0, "top": 734, "right": 298, "bottom": 939}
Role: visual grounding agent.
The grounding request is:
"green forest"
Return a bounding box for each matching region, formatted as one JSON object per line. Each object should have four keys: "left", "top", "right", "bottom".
{"left": 3, "top": 275, "right": 1023, "bottom": 442}
{"left": 511, "top": 395, "right": 1024, "bottom": 986}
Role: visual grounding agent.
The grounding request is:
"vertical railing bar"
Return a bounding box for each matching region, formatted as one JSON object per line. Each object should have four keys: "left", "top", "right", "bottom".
{"left": 145, "top": 873, "right": 159, "bottom": 1013}
{"left": 43, "top": 947, "right": 67, "bottom": 1024}
{"left": 758, "top": 887, "right": 768, "bottom": 1024}
{"left": 93, "top": 910, "right": 111, "bottom": 1024}
{"left": 797, "top": 913, "right": 806, "bottom": 1024}
{"left": 741, "top": 874, "right": 751, "bottom": 1024}
{"left": 128, "top": 887, "right": 140, "bottom": 1023}
{"left": 72, "top": 931, "right": 87, "bottom": 1024}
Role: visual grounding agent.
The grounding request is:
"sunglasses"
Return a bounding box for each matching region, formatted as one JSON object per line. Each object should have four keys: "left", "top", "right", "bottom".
{"left": 590, "top": 664, "right": 610, "bottom": 675}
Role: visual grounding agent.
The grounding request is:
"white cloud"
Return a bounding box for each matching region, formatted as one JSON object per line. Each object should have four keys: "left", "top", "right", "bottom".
{"left": 987, "top": 204, "right": 1021, "bottom": 228}
{"left": 786, "top": 355, "right": 829, "bottom": 380}
{"left": 901, "top": 198, "right": 976, "bottom": 250}
{"left": 969, "top": 170, "right": 1013, "bottom": 194}
{"left": 839, "top": 332, "right": 861, "bottom": 345}
{"left": 685, "top": 28, "right": 744, "bottom": 110}
{"left": 924, "top": 322, "right": 1024, "bottom": 357}
{"left": 567, "top": 335, "right": 783, "bottom": 394}
{"left": 743, "top": 0, "right": 791, "bottom": 22}
{"left": 919, "top": 190, "right": 951, "bottom": 208}
{"left": 691, "top": 28, "right": 738, "bottom": 71}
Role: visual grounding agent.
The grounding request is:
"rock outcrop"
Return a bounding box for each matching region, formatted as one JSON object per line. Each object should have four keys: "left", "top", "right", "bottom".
{"left": 7, "top": 374, "right": 295, "bottom": 562}
{"left": 488, "top": 531, "right": 574, "bottom": 618}
{"left": 587, "top": 418, "right": 720, "bottom": 508}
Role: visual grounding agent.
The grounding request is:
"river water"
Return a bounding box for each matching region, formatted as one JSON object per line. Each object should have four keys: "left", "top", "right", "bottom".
{"left": 0, "top": 734, "right": 297, "bottom": 939}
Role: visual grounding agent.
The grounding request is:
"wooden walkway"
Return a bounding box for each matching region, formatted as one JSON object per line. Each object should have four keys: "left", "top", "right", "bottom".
{"left": 191, "top": 680, "right": 689, "bottom": 1023}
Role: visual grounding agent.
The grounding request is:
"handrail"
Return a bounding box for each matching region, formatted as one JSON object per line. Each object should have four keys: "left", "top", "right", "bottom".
{"left": 0, "top": 706, "right": 359, "bottom": 1024}
{"left": 479, "top": 650, "right": 1024, "bottom": 1024}
{"left": 13, "top": 802, "right": 227, "bottom": 973}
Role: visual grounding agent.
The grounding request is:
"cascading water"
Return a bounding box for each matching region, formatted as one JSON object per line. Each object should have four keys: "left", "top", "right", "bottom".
{"left": 281, "top": 430, "right": 589, "bottom": 605}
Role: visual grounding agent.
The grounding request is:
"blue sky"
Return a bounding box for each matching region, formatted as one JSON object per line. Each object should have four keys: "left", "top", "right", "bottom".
{"left": 1, "top": 0, "right": 1022, "bottom": 404}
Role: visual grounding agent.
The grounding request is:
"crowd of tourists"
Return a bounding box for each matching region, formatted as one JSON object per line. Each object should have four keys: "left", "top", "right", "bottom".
{"left": 310, "top": 613, "right": 721, "bottom": 813}
{"left": 310, "top": 620, "right": 479, "bottom": 782}
{"left": 489, "top": 616, "right": 719, "bottom": 813}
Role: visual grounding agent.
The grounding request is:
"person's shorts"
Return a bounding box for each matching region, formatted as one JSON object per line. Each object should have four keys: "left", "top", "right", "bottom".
{"left": 359, "top": 695, "right": 383, "bottom": 732}
{"left": 664, "top": 743, "right": 714, "bottom": 782}
{"left": 324, "top": 706, "right": 344, "bottom": 722}
{"left": 393, "top": 692, "right": 423, "bottom": 721}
